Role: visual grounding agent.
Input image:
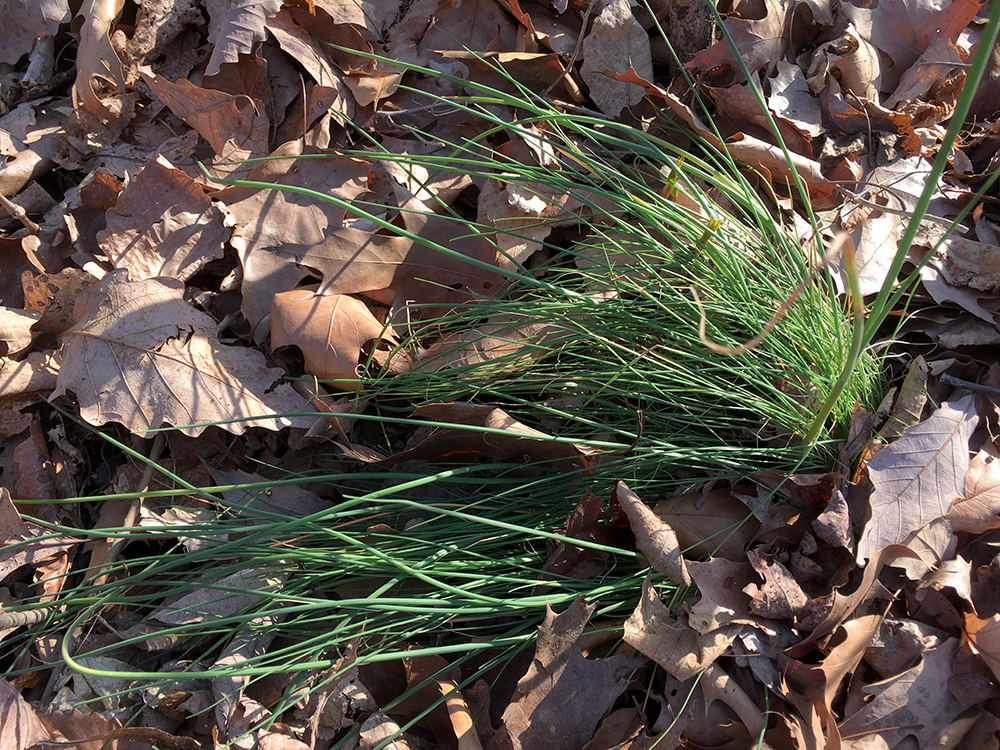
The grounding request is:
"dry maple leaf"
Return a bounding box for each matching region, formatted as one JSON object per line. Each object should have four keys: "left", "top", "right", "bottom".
{"left": 53, "top": 270, "right": 311, "bottom": 437}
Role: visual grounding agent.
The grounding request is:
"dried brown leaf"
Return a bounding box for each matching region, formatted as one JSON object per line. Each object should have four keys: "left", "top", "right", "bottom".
{"left": 73, "top": 0, "right": 127, "bottom": 115}
{"left": 949, "top": 443, "right": 1000, "bottom": 533}
{"left": 53, "top": 270, "right": 311, "bottom": 437}
{"left": 204, "top": 0, "right": 281, "bottom": 76}
{"left": 270, "top": 289, "right": 390, "bottom": 391}
{"left": 384, "top": 403, "right": 592, "bottom": 471}
{"left": 580, "top": 0, "right": 652, "bottom": 117}
{"left": 0, "top": 306, "right": 39, "bottom": 356}
{"left": 857, "top": 395, "right": 978, "bottom": 563}
{"left": 838, "top": 638, "right": 965, "bottom": 748}
{"left": 97, "top": 155, "right": 226, "bottom": 281}
{"left": 623, "top": 575, "right": 738, "bottom": 680}
{"left": 652, "top": 485, "right": 760, "bottom": 561}
{"left": 492, "top": 597, "right": 646, "bottom": 750}
{"left": 616, "top": 481, "right": 690, "bottom": 586}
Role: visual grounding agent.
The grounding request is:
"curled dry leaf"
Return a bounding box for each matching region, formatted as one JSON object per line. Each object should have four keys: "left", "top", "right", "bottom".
{"left": 204, "top": 0, "right": 281, "bottom": 76}
{"left": 857, "top": 395, "right": 978, "bottom": 564}
{"left": 53, "top": 270, "right": 311, "bottom": 437}
{"left": 73, "top": 0, "right": 127, "bottom": 115}
{"left": 948, "top": 442, "right": 1000, "bottom": 533}
{"left": 624, "top": 575, "right": 740, "bottom": 681}
{"left": 270, "top": 289, "right": 391, "bottom": 391}
{"left": 0, "top": 306, "right": 40, "bottom": 356}
{"left": 616, "top": 481, "right": 690, "bottom": 586}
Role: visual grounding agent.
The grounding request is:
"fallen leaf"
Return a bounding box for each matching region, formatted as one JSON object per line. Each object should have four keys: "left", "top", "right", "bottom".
{"left": 580, "top": 0, "right": 653, "bottom": 117}
{"left": 837, "top": 638, "right": 965, "bottom": 748}
{"left": 743, "top": 547, "right": 808, "bottom": 621}
{"left": 97, "top": 155, "right": 227, "bottom": 280}
{"left": 948, "top": 443, "right": 1000, "bottom": 533}
{"left": 857, "top": 395, "right": 978, "bottom": 563}
{"left": 53, "top": 270, "right": 311, "bottom": 437}
{"left": 73, "top": 0, "right": 127, "bottom": 115}
{"left": 0, "top": 487, "right": 77, "bottom": 582}
{"left": 204, "top": 0, "right": 281, "bottom": 76}
{"left": 965, "top": 612, "right": 1000, "bottom": 684}
{"left": 616, "top": 481, "right": 690, "bottom": 586}
{"left": 0, "top": 306, "right": 40, "bottom": 356}
{"left": 653, "top": 485, "right": 760, "bottom": 560}
{"left": 270, "top": 289, "right": 391, "bottom": 391}
{"left": 0, "top": 677, "right": 51, "bottom": 749}
{"left": 384, "top": 403, "right": 592, "bottom": 472}
{"left": 624, "top": 575, "right": 739, "bottom": 680}
{"left": 492, "top": 597, "right": 646, "bottom": 750}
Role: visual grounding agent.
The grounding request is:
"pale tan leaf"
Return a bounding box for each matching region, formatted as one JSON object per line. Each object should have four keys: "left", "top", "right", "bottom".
{"left": 966, "top": 613, "right": 1000, "bottom": 684}
{"left": 0, "top": 677, "right": 56, "bottom": 749}
{"left": 949, "top": 443, "right": 1000, "bottom": 533}
{"left": 3, "top": 0, "right": 69, "bottom": 65}
{"left": 580, "top": 0, "right": 653, "bottom": 117}
{"left": 204, "top": 0, "right": 281, "bottom": 76}
{"left": 53, "top": 270, "right": 311, "bottom": 437}
{"left": 624, "top": 575, "right": 739, "bottom": 681}
{"left": 216, "top": 147, "right": 371, "bottom": 342}
{"left": 0, "top": 306, "right": 40, "bottom": 356}
{"left": 270, "top": 289, "right": 390, "bottom": 392}
{"left": 97, "top": 155, "right": 227, "bottom": 281}
{"left": 616, "top": 481, "right": 690, "bottom": 586}
{"left": 73, "top": 0, "right": 126, "bottom": 115}
{"left": 653, "top": 485, "right": 760, "bottom": 561}
{"left": 857, "top": 395, "right": 978, "bottom": 563}
{"left": 838, "top": 639, "right": 964, "bottom": 748}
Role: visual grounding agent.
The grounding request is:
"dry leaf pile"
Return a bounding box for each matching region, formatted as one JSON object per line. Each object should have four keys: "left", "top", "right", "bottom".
{"left": 1, "top": 0, "right": 1000, "bottom": 748}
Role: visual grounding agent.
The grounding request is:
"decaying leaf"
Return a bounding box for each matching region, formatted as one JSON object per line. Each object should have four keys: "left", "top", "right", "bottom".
{"left": 580, "top": 0, "right": 653, "bottom": 117}
{"left": 616, "top": 481, "right": 690, "bottom": 586}
{"left": 53, "top": 270, "right": 311, "bottom": 437}
{"left": 492, "top": 597, "right": 646, "bottom": 750}
{"left": 837, "top": 638, "right": 965, "bottom": 748}
{"left": 857, "top": 395, "right": 978, "bottom": 563}
{"left": 384, "top": 403, "right": 592, "bottom": 471}
{"left": 949, "top": 443, "right": 1000, "bottom": 533}
{"left": 624, "top": 575, "right": 739, "bottom": 681}
{"left": 0, "top": 306, "right": 40, "bottom": 356}
{"left": 97, "top": 155, "right": 227, "bottom": 281}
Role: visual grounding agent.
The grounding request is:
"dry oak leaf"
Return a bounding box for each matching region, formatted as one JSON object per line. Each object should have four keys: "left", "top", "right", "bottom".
{"left": 204, "top": 0, "right": 282, "bottom": 76}
{"left": 579, "top": 0, "right": 653, "bottom": 117}
{"left": 856, "top": 394, "right": 977, "bottom": 564}
{"left": 837, "top": 638, "right": 965, "bottom": 749}
{"left": 948, "top": 442, "right": 1000, "bottom": 533}
{"left": 624, "top": 574, "right": 740, "bottom": 681}
{"left": 97, "top": 155, "right": 227, "bottom": 281}
{"left": 53, "top": 270, "right": 311, "bottom": 437}
{"left": 491, "top": 597, "right": 646, "bottom": 750}
{"left": 270, "top": 289, "right": 391, "bottom": 392}
{"left": 0, "top": 306, "right": 40, "bottom": 356}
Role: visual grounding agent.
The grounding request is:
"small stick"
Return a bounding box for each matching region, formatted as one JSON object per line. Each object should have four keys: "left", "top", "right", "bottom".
{"left": 0, "top": 192, "right": 40, "bottom": 233}
{"left": 543, "top": 0, "right": 599, "bottom": 96}
{"left": 941, "top": 373, "right": 1000, "bottom": 398}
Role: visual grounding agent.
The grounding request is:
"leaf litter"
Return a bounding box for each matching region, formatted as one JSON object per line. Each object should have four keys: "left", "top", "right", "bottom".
{"left": 1, "top": 0, "right": 1000, "bottom": 748}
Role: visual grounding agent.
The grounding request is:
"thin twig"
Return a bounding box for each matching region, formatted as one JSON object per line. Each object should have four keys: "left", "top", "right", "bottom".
{"left": 0, "top": 192, "right": 40, "bottom": 233}
{"left": 543, "top": 0, "right": 599, "bottom": 96}
{"left": 88, "top": 432, "right": 166, "bottom": 588}
{"left": 941, "top": 373, "right": 1000, "bottom": 398}
{"left": 835, "top": 185, "right": 968, "bottom": 233}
